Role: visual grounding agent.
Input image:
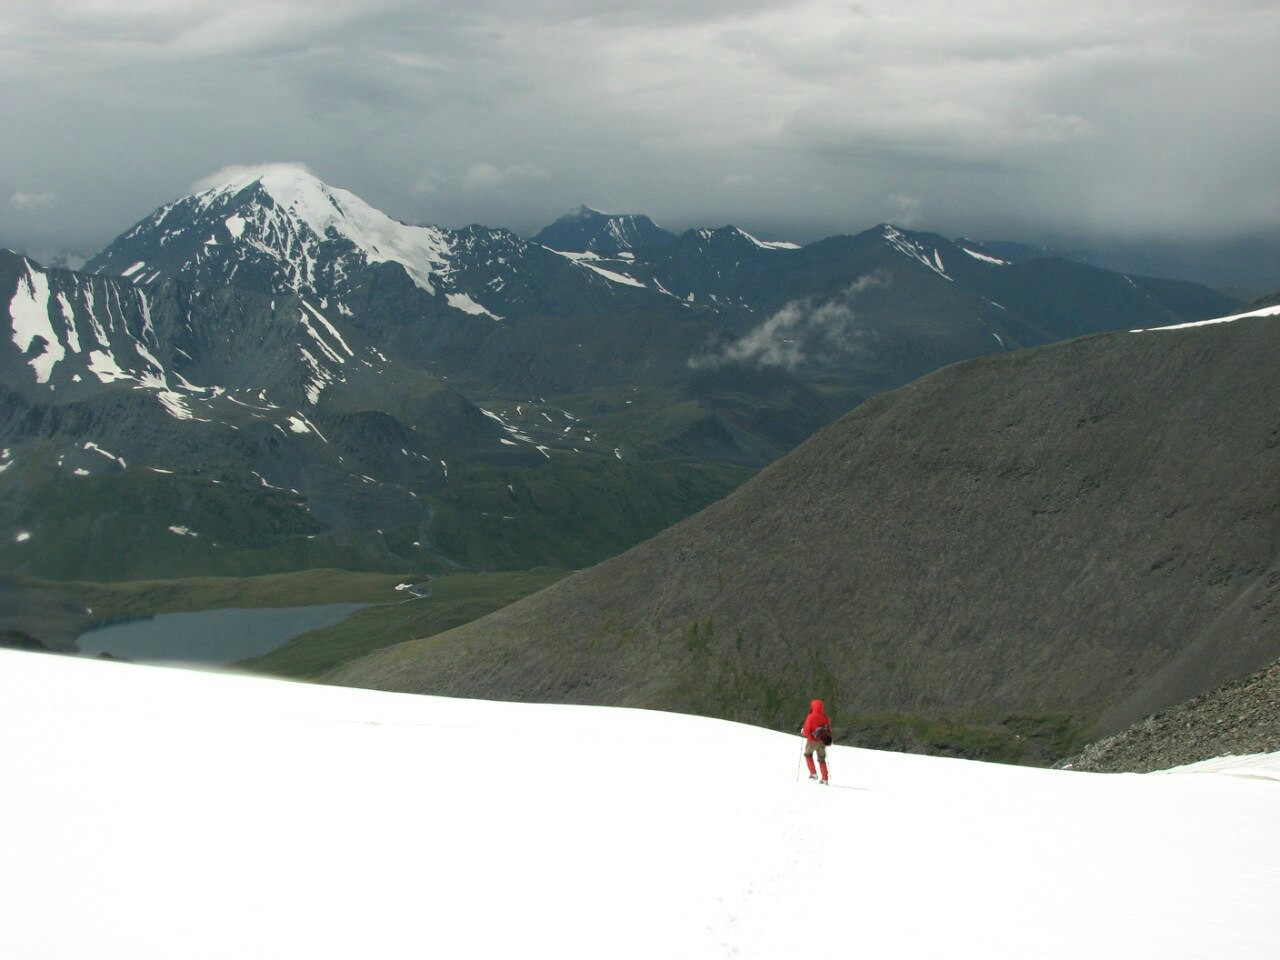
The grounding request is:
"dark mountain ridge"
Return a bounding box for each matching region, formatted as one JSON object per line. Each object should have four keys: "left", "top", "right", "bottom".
{"left": 330, "top": 310, "right": 1280, "bottom": 762}
{"left": 532, "top": 205, "right": 677, "bottom": 255}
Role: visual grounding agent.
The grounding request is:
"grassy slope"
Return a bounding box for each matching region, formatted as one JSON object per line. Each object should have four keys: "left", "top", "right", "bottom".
{"left": 241, "top": 567, "right": 568, "bottom": 679}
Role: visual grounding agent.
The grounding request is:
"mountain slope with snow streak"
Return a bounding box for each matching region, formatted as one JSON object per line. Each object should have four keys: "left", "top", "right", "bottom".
{"left": 2, "top": 250, "right": 367, "bottom": 419}
{"left": 1, "top": 649, "right": 1276, "bottom": 960}
{"left": 532, "top": 205, "right": 677, "bottom": 255}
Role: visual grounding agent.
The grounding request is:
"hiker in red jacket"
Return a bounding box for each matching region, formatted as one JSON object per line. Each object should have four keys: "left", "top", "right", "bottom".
{"left": 800, "top": 698, "right": 833, "bottom": 784}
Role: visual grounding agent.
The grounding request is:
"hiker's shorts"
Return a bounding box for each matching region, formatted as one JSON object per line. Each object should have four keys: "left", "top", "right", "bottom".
{"left": 803, "top": 739, "right": 827, "bottom": 761}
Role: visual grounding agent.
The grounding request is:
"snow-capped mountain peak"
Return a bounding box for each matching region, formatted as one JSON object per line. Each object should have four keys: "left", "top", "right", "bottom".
{"left": 89, "top": 165, "right": 452, "bottom": 298}
{"left": 192, "top": 165, "right": 451, "bottom": 292}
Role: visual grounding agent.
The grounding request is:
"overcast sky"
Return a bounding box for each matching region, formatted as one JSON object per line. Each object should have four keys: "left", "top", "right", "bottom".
{"left": 3, "top": 0, "right": 1279, "bottom": 257}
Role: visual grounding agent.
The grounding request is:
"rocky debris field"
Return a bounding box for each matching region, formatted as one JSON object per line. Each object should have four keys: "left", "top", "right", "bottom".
{"left": 1065, "top": 657, "right": 1280, "bottom": 773}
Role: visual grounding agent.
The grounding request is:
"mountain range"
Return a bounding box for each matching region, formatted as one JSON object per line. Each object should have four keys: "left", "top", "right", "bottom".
{"left": 1, "top": 166, "right": 1245, "bottom": 584}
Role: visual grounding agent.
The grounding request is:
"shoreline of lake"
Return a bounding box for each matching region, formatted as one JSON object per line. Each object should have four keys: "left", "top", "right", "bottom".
{"left": 75, "top": 603, "right": 371, "bottom": 665}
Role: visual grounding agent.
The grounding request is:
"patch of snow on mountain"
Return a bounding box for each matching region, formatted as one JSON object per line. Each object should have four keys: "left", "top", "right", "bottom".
{"left": 651, "top": 279, "right": 684, "bottom": 303}
{"left": 963, "top": 247, "right": 1010, "bottom": 266}
{"left": 152, "top": 389, "right": 201, "bottom": 422}
{"left": 79, "top": 284, "right": 112, "bottom": 352}
{"left": 131, "top": 341, "right": 167, "bottom": 382}
{"left": 83, "top": 442, "right": 125, "bottom": 469}
{"left": 579, "top": 261, "right": 646, "bottom": 288}
{"left": 1131, "top": 302, "right": 1280, "bottom": 333}
{"left": 126, "top": 337, "right": 210, "bottom": 422}
{"left": 736, "top": 228, "right": 801, "bottom": 251}
{"left": 301, "top": 300, "right": 353, "bottom": 357}
{"left": 298, "top": 305, "right": 347, "bottom": 365}
{"left": 252, "top": 471, "right": 288, "bottom": 491}
{"left": 54, "top": 292, "right": 81, "bottom": 354}
{"left": 446, "top": 292, "right": 502, "bottom": 320}
{"left": 605, "top": 219, "right": 635, "bottom": 247}
{"left": 480, "top": 407, "right": 539, "bottom": 445}
{"left": 9, "top": 261, "right": 65, "bottom": 383}
{"left": 285, "top": 414, "right": 327, "bottom": 442}
{"left": 85, "top": 348, "right": 129, "bottom": 383}
{"left": 551, "top": 247, "right": 648, "bottom": 285}
{"left": 298, "top": 346, "right": 337, "bottom": 404}
{"left": 882, "top": 226, "right": 953, "bottom": 282}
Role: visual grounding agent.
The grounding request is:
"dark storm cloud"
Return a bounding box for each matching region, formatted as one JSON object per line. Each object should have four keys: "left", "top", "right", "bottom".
{"left": 2, "top": 0, "right": 1278, "bottom": 259}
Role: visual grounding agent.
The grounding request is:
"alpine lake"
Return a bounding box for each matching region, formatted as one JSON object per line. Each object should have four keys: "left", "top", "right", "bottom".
{"left": 75, "top": 603, "right": 370, "bottom": 666}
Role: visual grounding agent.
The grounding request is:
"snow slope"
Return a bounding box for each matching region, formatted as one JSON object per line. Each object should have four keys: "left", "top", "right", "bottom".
{"left": 1, "top": 650, "right": 1277, "bottom": 960}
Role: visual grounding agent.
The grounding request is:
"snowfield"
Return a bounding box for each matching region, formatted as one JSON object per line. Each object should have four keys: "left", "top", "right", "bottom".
{"left": 1132, "top": 301, "right": 1280, "bottom": 332}
{"left": 1, "top": 650, "right": 1276, "bottom": 960}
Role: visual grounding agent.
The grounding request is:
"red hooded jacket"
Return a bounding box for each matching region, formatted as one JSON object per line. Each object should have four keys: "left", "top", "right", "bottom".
{"left": 801, "top": 699, "right": 831, "bottom": 742}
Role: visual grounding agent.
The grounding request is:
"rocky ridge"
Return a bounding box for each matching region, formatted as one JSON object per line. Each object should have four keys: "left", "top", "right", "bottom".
{"left": 1065, "top": 657, "right": 1280, "bottom": 773}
